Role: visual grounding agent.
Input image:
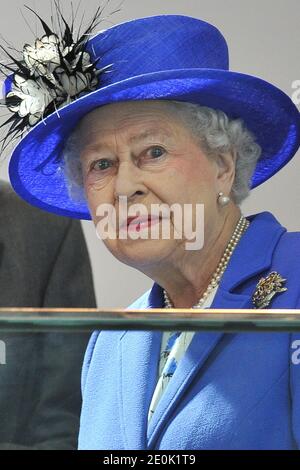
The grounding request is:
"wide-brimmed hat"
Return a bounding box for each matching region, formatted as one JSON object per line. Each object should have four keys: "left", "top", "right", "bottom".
{"left": 5, "top": 13, "right": 300, "bottom": 219}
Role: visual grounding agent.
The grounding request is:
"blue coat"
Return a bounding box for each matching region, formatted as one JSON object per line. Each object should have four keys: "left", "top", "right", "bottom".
{"left": 79, "top": 212, "right": 300, "bottom": 450}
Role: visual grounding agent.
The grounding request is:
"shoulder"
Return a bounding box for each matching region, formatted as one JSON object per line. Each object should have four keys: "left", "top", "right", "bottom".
{"left": 270, "top": 230, "right": 300, "bottom": 306}
{"left": 247, "top": 211, "right": 300, "bottom": 264}
{"left": 0, "top": 180, "right": 78, "bottom": 244}
{"left": 275, "top": 230, "right": 300, "bottom": 263}
{"left": 278, "top": 230, "right": 300, "bottom": 246}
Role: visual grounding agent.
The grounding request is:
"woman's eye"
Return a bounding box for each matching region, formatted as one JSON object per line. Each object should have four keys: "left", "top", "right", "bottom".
{"left": 91, "top": 159, "right": 113, "bottom": 171}
{"left": 146, "top": 146, "right": 165, "bottom": 159}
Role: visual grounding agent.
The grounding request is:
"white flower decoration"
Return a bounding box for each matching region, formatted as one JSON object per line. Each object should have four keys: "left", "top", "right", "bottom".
{"left": 23, "top": 34, "right": 75, "bottom": 79}
{"left": 23, "top": 35, "right": 61, "bottom": 76}
{"left": 7, "top": 74, "right": 56, "bottom": 125}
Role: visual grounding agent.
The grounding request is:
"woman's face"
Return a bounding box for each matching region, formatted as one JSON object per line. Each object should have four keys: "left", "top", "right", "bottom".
{"left": 78, "top": 100, "right": 232, "bottom": 269}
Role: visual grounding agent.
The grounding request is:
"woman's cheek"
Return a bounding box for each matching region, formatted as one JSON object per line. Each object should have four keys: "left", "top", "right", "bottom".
{"left": 84, "top": 185, "right": 109, "bottom": 224}
{"left": 84, "top": 171, "right": 109, "bottom": 190}
{"left": 164, "top": 162, "right": 195, "bottom": 196}
{"left": 85, "top": 171, "right": 115, "bottom": 199}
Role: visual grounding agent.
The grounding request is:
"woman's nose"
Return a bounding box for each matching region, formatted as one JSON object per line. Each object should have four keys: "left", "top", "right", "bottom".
{"left": 113, "top": 160, "right": 147, "bottom": 201}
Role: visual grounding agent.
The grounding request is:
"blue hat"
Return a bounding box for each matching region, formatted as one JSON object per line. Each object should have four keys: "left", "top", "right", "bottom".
{"left": 6, "top": 14, "right": 300, "bottom": 219}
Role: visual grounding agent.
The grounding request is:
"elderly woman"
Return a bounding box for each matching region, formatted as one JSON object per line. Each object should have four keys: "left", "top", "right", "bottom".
{"left": 75, "top": 99, "right": 300, "bottom": 451}
{"left": 3, "top": 12, "right": 300, "bottom": 449}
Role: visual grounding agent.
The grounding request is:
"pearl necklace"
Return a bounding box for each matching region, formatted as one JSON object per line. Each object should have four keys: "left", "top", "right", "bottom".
{"left": 163, "top": 215, "right": 250, "bottom": 309}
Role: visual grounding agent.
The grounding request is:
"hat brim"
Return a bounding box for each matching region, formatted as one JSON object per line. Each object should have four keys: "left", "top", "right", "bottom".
{"left": 8, "top": 68, "right": 300, "bottom": 219}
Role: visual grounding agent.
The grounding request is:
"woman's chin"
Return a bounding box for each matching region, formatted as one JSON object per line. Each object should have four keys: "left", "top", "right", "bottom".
{"left": 113, "top": 238, "right": 174, "bottom": 267}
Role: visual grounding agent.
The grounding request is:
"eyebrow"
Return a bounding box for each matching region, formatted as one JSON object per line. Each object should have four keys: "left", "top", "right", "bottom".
{"left": 82, "top": 128, "right": 173, "bottom": 156}
{"left": 128, "top": 128, "right": 173, "bottom": 144}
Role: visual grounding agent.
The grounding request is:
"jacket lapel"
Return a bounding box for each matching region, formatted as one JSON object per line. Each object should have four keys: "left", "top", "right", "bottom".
{"left": 146, "top": 288, "right": 253, "bottom": 447}
{"left": 120, "top": 212, "right": 287, "bottom": 449}
{"left": 146, "top": 329, "right": 224, "bottom": 447}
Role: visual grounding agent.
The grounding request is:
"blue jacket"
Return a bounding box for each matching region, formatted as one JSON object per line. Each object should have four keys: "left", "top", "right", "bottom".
{"left": 79, "top": 212, "right": 300, "bottom": 450}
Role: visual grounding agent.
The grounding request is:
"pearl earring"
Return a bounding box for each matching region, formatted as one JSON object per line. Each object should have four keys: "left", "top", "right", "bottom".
{"left": 217, "top": 192, "right": 230, "bottom": 207}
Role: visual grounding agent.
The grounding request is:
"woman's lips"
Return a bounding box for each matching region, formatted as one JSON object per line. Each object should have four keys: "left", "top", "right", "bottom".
{"left": 122, "top": 216, "right": 161, "bottom": 232}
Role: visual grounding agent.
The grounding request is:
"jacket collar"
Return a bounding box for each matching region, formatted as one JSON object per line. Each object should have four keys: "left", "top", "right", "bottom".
{"left": 219, "top": 211, "right": 286, "bottom": 292}
{"left": 119, "top": 211, "right": 286, "bottom": 448}
{"left": 207, "top": 211, "right": 286, "bottom": 310}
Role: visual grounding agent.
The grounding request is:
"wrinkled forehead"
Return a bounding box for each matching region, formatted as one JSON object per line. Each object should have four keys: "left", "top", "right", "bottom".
{"left": 76, "top": 100, "right": 185, "bottom": 144}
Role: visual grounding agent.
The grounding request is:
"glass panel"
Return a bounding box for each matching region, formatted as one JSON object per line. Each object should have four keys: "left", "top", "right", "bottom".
{"left": 0, "top": 309, "right": 299, "bottom": 449}
{"left": 0, "top": 308, "right": 299, "bottom": 332}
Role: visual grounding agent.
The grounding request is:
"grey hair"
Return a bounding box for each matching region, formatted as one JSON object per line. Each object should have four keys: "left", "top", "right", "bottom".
{"left": 62, "top": 100, "right": 262, "bottom": 204}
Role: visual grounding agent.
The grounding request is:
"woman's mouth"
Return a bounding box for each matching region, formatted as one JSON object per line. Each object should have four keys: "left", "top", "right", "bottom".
{"left": 126, "top": 215, "right": 161, "bottom": 233}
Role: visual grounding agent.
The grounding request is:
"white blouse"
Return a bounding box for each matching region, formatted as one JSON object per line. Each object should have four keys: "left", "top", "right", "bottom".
{"left": 148, "top": 286, "right": 218, "bottom": 423}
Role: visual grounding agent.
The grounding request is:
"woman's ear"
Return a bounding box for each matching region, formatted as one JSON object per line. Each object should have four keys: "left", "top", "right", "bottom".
{"left": 216, "top": 151, "right": 236, "bottom": 192}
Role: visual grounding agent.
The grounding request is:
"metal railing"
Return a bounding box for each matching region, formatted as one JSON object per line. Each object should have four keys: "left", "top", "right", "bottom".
{"left": 0, "top": 308, "right": 299, "bottom": 332}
